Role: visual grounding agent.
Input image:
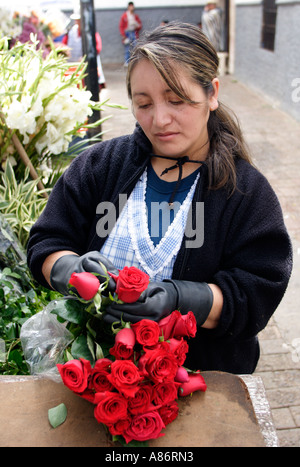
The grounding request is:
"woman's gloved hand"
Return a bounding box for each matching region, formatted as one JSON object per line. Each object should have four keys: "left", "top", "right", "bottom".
{"left": 103, "top": 279, "right": 213, "bottom": 325}
{"left": 50, "top": 251, "right": 119, "bottom": 296}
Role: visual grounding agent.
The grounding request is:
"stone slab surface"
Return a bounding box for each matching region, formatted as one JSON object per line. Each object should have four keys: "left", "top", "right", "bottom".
{"left": 0, "top": 371, "right": 266, "bottom": 447}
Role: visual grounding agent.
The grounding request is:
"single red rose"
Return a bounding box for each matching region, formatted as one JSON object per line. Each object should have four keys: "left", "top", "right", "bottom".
{"left": 90, "top": 358, "right": 114, "bottom": 393}
{"left": 158, "top": 310, "right": 182, "bottom": 340}
{"left": 107, "top": 359, "right": 143, "bottom": 398}
{"left": 158, "top": 401, "right": 179, "bottom": 427}
{"left": 128, "top": 382, "right": 154, "bottom": 415}
{"left": 57, "top": 358, "right": 92, "bottom": 394}
{"left": 69, "top": 271, "right": 100, "bottom": 301}
{"left": 178, "top": 372, "right": 207, "bottom": 397}
{"left": 112, "top": 266, "right": 149, "bottom": 303}
{"left": 140, "top": 342, "right": 178, "bottom": 384}
{"left": 123, "top": 410, "right": 165, "bottom": 444}
{"left": 108, "top": 417, "right": 131, "bottom": 436}
{"left": 173, "top": 311, "right": 197, "bottom": 338}
{"left": 94, "top": 391, "right": 128, "bottom": 425}
{"left": 175, "top": 366, "right": 190, "bottom": 383}
{"left": 110, "top": 327, "right": 136, "bottom": 359}
{"left": 168, "top": 337, "right": 189, "bottom": 366}
{"left": 131, "top": 319, "right": 160, "bottom": 347}
{"left": 153, "top": 382, "right": 179, "bottom": 407}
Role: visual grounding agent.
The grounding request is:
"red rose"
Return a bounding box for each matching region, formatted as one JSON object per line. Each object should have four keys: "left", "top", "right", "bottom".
{"left": 123, "top": 410, "right": 165, "bottom": 444}
{"left": 153, "top": 382, "right": 179, "bottom": 407}
{"left": 112, "top": 266, "right": 149, "bottom": 303}
{"left": 173, "top": 311, "right": 197, "bottom": 338}
{"left": 139, "top": 342, "right": 178, "bottom": 384}
{"left": 108, "top": 417, "right": 131, "bottom": 436}
{"left": 175, "top": 366, "right": 190, "bottom": 383}
{"left": 94, "top": 391, "right": 128, "bottom": 425}
{"left": 178, "top": 372, "right": 207, "bottom": 397}
{"left": 57, "top": 358, "right": 92, "bottom": 394}
{"left": 128, "top": 382, "right": 154, "bottom": 415}
{"left": 168, "top": 337, "right": 189, "bottom": 366}
{"left": 110, "top": 327, "right": 136, "bottom": 359}
{"left": 158, "top": 310, "right": 197, "bottom": 340}
{"left": 158, "top": 310, "right": 182, "bottom": 340}
{"left": 158, "top": 401, "right": 179, "bottom": 426}
{"left": 69, "top": 271, "right": 100, "bottom": 301}
{"left": 131, "top": 319, "right": 160, "bottom": 347}
{"left": 90, "top": 358, "right": 114, "bottom": 393}
{"left": 107, "top": 359, "right": 143, "bottom": 398}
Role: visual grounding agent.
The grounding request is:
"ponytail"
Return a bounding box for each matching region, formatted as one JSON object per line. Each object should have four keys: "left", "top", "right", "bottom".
{"left": 207, "top": 102, "right": 253, "bottom": 194}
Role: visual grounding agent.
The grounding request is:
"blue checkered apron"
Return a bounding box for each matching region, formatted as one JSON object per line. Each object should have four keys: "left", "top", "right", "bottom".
{"left": 100, "top": 169, "right": 200, "bottom": 280}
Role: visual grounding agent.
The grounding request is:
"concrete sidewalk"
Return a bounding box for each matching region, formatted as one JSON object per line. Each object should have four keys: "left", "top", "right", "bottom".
{"left": 100, "top": 64, "right": 300, "bottom": 447}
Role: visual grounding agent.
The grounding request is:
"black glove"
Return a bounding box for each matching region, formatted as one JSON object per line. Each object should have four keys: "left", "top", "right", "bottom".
{"left": 50, "top": 251, "right": 119, "bottom": 296}
{"left": 103, "top": 279, "right": 213, "bottom": 325}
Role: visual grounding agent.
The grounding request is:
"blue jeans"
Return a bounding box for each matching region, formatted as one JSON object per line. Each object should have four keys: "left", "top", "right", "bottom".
{"left": 124, "top": 31, "right": 136, "bottom": 63}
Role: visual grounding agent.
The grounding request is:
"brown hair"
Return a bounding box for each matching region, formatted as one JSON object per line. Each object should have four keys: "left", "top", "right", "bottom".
{"left": 126, "top": 21, "right": 253, "bottom": 194}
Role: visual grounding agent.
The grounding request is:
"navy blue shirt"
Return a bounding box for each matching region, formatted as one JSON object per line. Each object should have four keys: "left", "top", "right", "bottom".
{"left": 146, "top": 163, "right": 199, "bottom": 246}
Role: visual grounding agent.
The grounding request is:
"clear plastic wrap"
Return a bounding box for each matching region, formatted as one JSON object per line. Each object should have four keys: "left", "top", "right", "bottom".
{"left": 20, "top": 301, "right": 73, "bottom": 381}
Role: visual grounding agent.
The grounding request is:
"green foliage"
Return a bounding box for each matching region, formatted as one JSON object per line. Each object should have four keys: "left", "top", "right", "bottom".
{"left": 51, "top": 296, "right": 115, "bottom": 367}
{"left": 0, "top": 264, "right": 61, "bottom": 375}
{"left": 0, "top": 160, "right": 49, "bottom": 248}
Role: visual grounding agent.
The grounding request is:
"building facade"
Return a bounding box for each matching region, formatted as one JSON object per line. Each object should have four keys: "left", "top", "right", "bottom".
{"left": 234, "top": 0, "right": 300, "bottom": 121}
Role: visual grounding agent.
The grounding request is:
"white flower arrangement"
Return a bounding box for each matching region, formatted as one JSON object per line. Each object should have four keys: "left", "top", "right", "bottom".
{"left": 0, "top": 34, "right": 104, "bottom": 166}
{"left": 0, "top": 8, "right": 22, "bottom": 39}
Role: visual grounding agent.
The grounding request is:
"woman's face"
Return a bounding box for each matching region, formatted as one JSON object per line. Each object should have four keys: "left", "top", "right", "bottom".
{"left": 130, "top": 59, "right": 219, "bottom": 159}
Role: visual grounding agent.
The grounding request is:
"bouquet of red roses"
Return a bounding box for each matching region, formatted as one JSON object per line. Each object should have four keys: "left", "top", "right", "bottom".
{"left": 48, "top": 265, "right": 207, "bottom": 445}
{"left": 57, "top": 310, "right": 207, "bottom": 445}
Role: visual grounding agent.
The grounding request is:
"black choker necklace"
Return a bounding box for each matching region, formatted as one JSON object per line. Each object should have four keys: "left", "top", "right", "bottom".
{"left": 150, "top": 154, "right": 206, "bottom": 206}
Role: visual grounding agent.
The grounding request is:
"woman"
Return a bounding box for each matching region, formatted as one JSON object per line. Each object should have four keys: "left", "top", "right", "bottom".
{"left": 27, "top": 22, "right": 292, "bottom": 374}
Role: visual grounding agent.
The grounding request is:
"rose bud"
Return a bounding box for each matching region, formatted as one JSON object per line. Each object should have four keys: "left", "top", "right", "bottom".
{"left": 110, "top": 327, "right": 136, "bottom": 359}
{"left": 69, "top": 271, "right": 100, "bottom": 301}
{"left": 178, "top": 372, "right": 207, "bottom": 397}
{"left": 173, "top": 311, "right": 197, "bottom": 338}
{"left": 175, "top": 366, "right": 190, "bottom": 383}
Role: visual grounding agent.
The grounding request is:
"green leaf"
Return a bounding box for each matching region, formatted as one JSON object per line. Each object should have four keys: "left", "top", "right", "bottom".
{"left": 71, "top": 335, "right": 94, "bottom": 364}
{"left": 87, "top": 332, "right": 95, "bottom": 361}
{"left": 48, "top": 403, "right": 67, "bottom": 429}
{"left": 8, "top": 349, "right": 23, "bottom": 367}
{"left": 65, "top": 349, "right": 74, "bottom": 362}
{"left": 95, "top": 342, "right": 104, "bottom": 360}
{"left": 50, "top": 299, "right": 86, "bottom": 326}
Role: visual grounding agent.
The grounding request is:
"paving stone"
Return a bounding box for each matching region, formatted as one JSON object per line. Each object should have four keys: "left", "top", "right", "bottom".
{"left": 272, "top": 408, "right": 296, "bottom": 430}
{"left": 255, "top": 353, "right": 300, "bottom": 373}
{"left": 258, "top": 324, "right": 282, "bottom": 341}
{"left": 255, "top": 370, "right": 300, "bottom": 390}
{"left": 290, "top": 406, "right": 300, "bottom": 427}
{"left": 259, "top": 339, "right": 289, "bottom": 355}
{"left": 266, "top": 387, "right": 300, "bottom": 410}
{"left": 277, "top": 429, "right": 300, "bottom": 448}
